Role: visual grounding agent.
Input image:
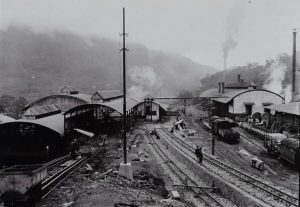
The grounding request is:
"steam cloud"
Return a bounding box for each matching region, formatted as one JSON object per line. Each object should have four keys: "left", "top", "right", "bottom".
{"left": 128, "top": 66, "right": 162, "bottom": 100}
{"left": 263, "top": 59, "right": 291, "bottom": 102}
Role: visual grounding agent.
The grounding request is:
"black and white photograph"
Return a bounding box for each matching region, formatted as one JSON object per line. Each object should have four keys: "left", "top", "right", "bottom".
{"left": 0, "top": 0, "right": 299, "bottom": 206}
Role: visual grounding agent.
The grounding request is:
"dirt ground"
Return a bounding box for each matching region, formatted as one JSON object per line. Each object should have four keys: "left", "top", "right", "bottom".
{"left": 38, "top": 128, "right": 187, "bottom": 207}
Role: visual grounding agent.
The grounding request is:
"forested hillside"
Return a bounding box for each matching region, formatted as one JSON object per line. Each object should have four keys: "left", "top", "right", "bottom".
{"left": 198, "top": 53, "right": 300, "bottom": 101}
{"left": 0, "top": 26, "right": 215, "bottom": 101}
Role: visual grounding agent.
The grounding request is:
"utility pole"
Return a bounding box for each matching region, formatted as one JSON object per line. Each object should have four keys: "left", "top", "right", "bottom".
{"left": 121, "top": 7, "right": 128, "bottom": 164}
{"left": 292, "top": 29, "right": 297, "bottom": 102}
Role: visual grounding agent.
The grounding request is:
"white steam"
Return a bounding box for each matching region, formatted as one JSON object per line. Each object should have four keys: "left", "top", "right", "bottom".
{"left": 263, "top": 59, "right": 291, "bottom": 102}
{"left": 128, "top": 66, "right": 162, "bottom": 100}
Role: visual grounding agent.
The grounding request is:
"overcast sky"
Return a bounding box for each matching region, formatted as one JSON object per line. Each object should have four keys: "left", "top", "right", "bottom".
{"left": 1, "top": 0, "right": 299, "bottom": 69}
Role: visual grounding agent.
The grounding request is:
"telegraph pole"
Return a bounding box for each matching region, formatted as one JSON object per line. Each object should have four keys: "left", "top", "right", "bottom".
{"left": 292, "top": 29, "right": 297, "bottom": 102}
{"left": 122, "top": 7, "right": 128, "bottom": 164}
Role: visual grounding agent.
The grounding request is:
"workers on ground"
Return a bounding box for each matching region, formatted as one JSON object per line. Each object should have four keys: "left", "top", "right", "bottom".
{"left": 71, "top": 138, "right": 79, "bottom": 159}
{"left": 195, "top": 146, "right": 203, "bottom": 164}
{"left": 198, "top": 147, "right": 203, "bottom": 164}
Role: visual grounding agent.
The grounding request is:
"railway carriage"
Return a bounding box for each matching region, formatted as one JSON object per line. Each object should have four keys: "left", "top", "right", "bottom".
{"left": 280, "top": 138, "right": 299, "bottom": 166}
{"left": 263, "top": 133, "right": 287, "bottom": 156}
{"left": 211, "top": 118, "right": 240, "bottom": 143}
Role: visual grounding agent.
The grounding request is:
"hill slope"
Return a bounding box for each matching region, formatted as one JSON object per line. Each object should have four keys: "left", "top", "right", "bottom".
{"left": 0, "top": 26, "right": 216, "bottom": 100}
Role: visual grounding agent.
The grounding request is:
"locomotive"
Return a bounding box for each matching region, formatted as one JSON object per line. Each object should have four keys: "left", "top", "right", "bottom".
{"left": 209, "top": 116, "right": 240, "bottom": 144}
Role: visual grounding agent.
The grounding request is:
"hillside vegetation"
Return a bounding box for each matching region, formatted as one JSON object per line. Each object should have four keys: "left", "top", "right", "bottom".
{"left": 0, "top": 26, "right": 215, "bottom": 101}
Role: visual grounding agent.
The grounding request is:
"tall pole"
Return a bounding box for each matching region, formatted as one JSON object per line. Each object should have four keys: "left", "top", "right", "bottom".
{"left": 292, "top": 30, "right": 297, "bottom": 102}
{"left": 122, "top": 7, "right": 127, "bottom": 164}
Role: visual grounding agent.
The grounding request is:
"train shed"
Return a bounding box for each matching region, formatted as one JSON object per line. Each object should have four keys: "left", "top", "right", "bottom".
{"left": 0, "top": 114, "right": 66, "bottom": 165}
{"left": 131, "top": 97, "right": 168, "bottom": 121}
{"left": 22, "top": 91, "right": 92, "bottom": 115}
{"left": 63, "top": 97, "right": 140, "bottom": 134}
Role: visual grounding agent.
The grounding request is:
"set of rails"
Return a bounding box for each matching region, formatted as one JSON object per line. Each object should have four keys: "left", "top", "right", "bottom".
{"left": 144, "top": 127, "right": 224, "bottom": 207}
{"left": 155, "top": 127, "right": 299, "bottom": 207}
{"left": 0, "top": 147, "right": 103, "bottom": 206}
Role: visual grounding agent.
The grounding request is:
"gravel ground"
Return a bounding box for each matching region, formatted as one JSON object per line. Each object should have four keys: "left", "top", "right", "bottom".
{"left": 37, "top": 129, "right": 187, "bottom": 207}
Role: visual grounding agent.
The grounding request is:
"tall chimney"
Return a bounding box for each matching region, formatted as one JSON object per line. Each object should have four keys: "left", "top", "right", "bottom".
{"left": 237, "top": 74, "right": 241, "bottom": 83}
{"left": 241, "top": 78, "right": 244, "bottom": 83}
{"left": 292, "top": 30, "right": 297, "bottom": 102}
{"left": 221, "top": 82, "right": 225, "bottom": 93}
{"left": 218, "top": 82, "right": 221, "bottom": 93}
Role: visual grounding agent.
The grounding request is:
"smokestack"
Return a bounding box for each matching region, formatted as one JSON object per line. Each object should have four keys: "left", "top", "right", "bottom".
{"left": 218, "top": 82, "right": 221, "bottom": 93}
{"left": 292, "top": 30, "right": 297, "bottom": 102}
{"left": 237, "top": 74, "right": 241, "bottom": 82}
{"left": 221, "top": 82, "right": 225, "bottom": 93}
{"left": 241, "top": 78, "right": 244, "bottom": 83}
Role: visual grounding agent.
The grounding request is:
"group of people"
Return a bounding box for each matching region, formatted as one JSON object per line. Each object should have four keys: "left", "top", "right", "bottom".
{"left": 195, "top": 145, "right": 203, "bottom": 164}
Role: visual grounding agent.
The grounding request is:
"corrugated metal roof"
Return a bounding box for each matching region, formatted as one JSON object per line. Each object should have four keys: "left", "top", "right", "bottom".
{"left": 0, "top": 114, "right": 15, "bottom": 123}
{"left": 70, "top": 93, "right": 92, "bottom": 103}
{"left": 23, "top": 105, "right": 61, "bottom": 116}
{"left": 96, "top": 90, "right": 123, "bottom": 100}
{"left": 10, "top": 114, "right": 65, "bottom": 135}
{"left": 23, "top": 94, "right": 92, "bottom": 111}
{"left": 265, "top": 102, "right": 300, "bottom": 115}
{"left": 131, "top": 100, "right": 168, "bottom": 112}
{"left": 210, "top": 89, "right": 249, "bottom": 103}
{"left": 201, "top": 88, "right": 283, "bottom": 104}
{"left": 102, "top": 97, "right": 140, "bottom": 114}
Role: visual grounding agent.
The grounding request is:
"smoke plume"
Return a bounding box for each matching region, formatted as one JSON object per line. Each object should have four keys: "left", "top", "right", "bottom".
{"left": 263, "top": 59, "right": 291, "bottom": 102}
{"left": 223, "top": 35, "right": 238, "bottom": 69}
{"left": 222, "top": 1, "right": 246, "bottom": 73}
{"left": 127, "top": 66, "right": 162, "bottom": 100}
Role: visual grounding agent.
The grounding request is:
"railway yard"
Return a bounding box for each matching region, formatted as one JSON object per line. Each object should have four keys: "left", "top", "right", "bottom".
{"left": 0, "top": 102, "right": 298, "bottom": 207}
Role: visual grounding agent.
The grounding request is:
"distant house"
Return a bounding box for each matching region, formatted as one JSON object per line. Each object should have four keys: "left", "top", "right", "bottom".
{"left": 200, "top": 75, "right": 284, "bottom": 118}
{"left": 224, "top": 74, "right": 256, "bottom": 90}
{"left": 91, "top": 90, "right": 123, "bottom": 103}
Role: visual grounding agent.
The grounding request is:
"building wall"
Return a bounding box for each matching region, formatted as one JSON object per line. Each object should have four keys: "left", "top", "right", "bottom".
{"left": 233, "top": 91, "right": 283, "bottom": 115}
{"left": 91, "top": 93, "right": 103, "bottom": 103}
{"left": 136, "top": 102, "right": 160, "bottom": 121}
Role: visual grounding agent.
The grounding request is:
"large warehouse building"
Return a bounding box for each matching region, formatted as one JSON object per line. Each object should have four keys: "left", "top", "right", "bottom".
{"left": 200, "top": 75, "right": 284, "bottom": 118}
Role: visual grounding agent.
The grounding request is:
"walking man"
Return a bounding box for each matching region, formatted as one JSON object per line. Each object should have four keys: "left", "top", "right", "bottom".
{"left": 195, "top": 146, "right": 200, "bottom": 162}
{"left": 195, "top": 145, "right": 203, "bottom": 164}
{"left": 198, "top": 147, "right": 203, "bottom": 164}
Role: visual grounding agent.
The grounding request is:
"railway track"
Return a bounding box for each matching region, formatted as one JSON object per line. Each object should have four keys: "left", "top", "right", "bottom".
{"left": 237, "top": 130, "right": 266, "bottom": 152}
{"left": 156, "top": 127, "right": 299, "bottom": 207}
{"left": 144, "top": 127, "right": 225, "bottom": 207}
{"left": 41, "top": 147, "right": 103, "bottom": 200}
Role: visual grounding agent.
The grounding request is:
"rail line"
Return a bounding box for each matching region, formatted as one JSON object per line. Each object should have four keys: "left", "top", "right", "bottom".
{"left": 237, "top": 130, "right": 266, "bottom": 152}
{"left": 144, "top": 127, "right": 224, "bottom": 207}
{"left": 156, "top": 127, "right": 299, "bottom": 207}
{"left": 41, "top": 147, "right": 103, "bottom": 200}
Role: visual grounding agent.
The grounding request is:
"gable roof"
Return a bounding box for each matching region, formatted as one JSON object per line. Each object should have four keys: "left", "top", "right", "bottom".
{"left": 93, "top": 90, "right": 123, "bottom": 101}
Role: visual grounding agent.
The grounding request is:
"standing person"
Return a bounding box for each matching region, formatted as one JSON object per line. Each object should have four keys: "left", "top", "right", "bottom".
{"left": 195, "top": 146, "right": 200, "bottom": 161}
{"left": 198, "top": 147, "right": 203, "bottom": 164}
